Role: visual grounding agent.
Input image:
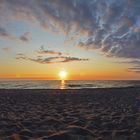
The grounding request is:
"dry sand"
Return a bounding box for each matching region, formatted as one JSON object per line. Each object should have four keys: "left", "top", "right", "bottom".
{"left": 0, "top": 88, "right": 140, "bottom": 140}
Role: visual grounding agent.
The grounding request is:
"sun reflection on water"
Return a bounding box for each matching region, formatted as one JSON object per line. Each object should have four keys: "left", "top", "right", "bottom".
{"left": 60, "top": 80, "right": 66, "bottom": 89}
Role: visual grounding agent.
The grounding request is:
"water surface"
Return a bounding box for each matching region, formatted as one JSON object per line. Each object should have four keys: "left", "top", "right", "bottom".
{"left": 0, "top": 80, "right": 140, "bottom": 89}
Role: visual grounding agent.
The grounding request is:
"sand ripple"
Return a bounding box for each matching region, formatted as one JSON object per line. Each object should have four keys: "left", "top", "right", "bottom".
{"left": 0, "top": 88, "right": 140, "bottom": 139}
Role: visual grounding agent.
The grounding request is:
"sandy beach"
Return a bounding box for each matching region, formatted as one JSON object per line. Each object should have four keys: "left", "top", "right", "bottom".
{"left": 0, "top": 88, "right": 140, "bottom": 140}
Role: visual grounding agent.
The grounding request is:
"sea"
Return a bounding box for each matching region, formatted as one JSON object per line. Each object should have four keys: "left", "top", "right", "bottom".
{"left": 0, "top": 80, "right": 140, "bottom": 89}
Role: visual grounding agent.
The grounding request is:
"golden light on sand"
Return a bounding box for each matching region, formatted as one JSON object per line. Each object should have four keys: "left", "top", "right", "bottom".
{"left": 59, "top": 70, "right": 67, "bottom": 80}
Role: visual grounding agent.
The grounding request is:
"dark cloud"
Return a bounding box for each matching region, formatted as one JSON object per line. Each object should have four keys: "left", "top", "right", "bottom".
{"left": 1, "top": 0, "right": 140, "bottom": 58}
{"left": 20, "top": 32, "right": 32, "bottom": 42}
{"left": 16, "top": 54, "right": 89, "bottom": 64}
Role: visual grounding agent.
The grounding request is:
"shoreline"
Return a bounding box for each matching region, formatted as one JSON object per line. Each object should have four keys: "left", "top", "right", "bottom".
{"left": 0, "top": 86, "right": 140, "bottom": 94}
{"left": 0, "top": 86, "right": 140, "bottom": 90}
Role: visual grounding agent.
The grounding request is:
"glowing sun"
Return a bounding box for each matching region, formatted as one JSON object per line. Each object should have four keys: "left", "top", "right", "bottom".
{"left": 59, "top": 70, "right": 67, "bottom": 80}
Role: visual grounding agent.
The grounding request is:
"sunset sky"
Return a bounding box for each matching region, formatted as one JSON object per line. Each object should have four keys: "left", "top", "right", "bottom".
{"left": 0, "top": 0, "right": 140, "bottom": 80}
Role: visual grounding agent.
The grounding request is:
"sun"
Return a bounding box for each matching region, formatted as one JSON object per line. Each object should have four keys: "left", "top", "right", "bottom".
{"left": 59, "top": 70, "right": 67, "bottom": 80}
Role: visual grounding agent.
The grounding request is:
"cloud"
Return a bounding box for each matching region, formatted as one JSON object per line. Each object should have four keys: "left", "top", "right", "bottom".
{"left": 16, "top": 54, "right": 89, "bottom": 64}
{"left": 1, "top": 0, "right": 140, "bottom": 58}
{"left": 0, "top": 26, "right": 31, "bottom": 42}
{"left": 126, "top": 60, "right": 140, "bottom": 65}
{"left": 128, "top": 67, "right": 140, "bottom": 73}
{"left": 16, "top": 53, "right": 27, "bottom": 59}
{"left": 59, "top": 56, "right": 89, "bottom": 63}
{"left": 37, "top": 46, "right": 63, "bottom": 56}
{"left": 0, "top": 27, "right": 15, "bottom": 40}
{"left": 30, "top": 56, "right": 88, "bottom": 64}
{"left": 120, "top": 60, "right": 140, "bottom": 74}
{"left": 20, "top": 32, "right": 32, "bottom": 42}
{"left": 122, "top": 60, "right": 140, "bottom": 67}
{"left": 0, "top": 27, "right": 9, "bottom": 37}
{"left": 2, "top": 47, "right": 12, "bottom": 52}
{"left": 16, "top": 47, "right": 89, "bottom": 64}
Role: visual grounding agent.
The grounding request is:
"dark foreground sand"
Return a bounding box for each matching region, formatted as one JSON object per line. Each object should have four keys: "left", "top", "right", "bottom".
{"left": 0, "top": 88, "right": 140, "bottom": 140}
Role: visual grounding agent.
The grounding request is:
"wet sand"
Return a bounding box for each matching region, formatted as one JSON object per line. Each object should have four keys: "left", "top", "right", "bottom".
{"left": 0, "top": 88, "right": 140, "bottom": 140}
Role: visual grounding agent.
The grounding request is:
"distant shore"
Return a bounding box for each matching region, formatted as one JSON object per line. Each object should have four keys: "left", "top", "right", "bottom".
{"left": 0, "top": 87, "right": 140, "bottom": 140}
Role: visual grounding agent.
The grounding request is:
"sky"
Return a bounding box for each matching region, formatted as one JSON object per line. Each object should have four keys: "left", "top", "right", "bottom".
{"left": 0, "top": 0, "right": 140, "bottom": 80}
